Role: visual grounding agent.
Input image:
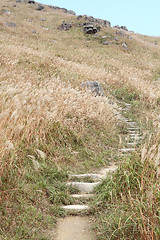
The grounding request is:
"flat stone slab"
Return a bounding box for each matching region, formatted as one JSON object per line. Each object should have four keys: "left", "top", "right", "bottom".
{"left": 129, "top": 133, "right": 141, "bottom": 136}
{"left": 129, "top": 136, "right": 142, "bottom": 140}
{"left": 119, "top": 148, "right": 135, "bottom": 152}
{"left": 62, "top": 205, "right": 89, "bottom": 210}
{"left": 128, "top": 130, "right": 139, "bottom": 133}
{"left": 128, "top": 127, "right": 140, "bottom": 130}
{"left": 66, "top": 182, "right": 100, "bottom": 193}
{"left": 126, "top": 142, "right": 137, "bottom": 146}
{"left": 57, "top": 216, "right": 93, "bottom": 240}
{"left": 99, "top": 165, "right": 118, "bottom": 177}
{"left": 69, "top": 173, "right": 101, "bottom": 181}
{"left": 126, "top": 121, "right": 136, "bottom": 125}
{"left": 71, "top": 194, "right": 94, "bottom": 198}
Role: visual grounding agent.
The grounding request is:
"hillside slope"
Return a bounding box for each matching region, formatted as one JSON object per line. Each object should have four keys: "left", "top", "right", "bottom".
{"left": 0, "top": 0, "right": 160, "bottom": 239}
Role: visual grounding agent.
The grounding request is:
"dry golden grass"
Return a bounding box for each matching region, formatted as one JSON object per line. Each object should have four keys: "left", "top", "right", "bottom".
{"left": 0, "top": 0, "right": 160, "bottom": 238}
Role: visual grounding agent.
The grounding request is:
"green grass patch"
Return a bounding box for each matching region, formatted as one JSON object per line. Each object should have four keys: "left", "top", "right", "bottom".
{"left": 92, "top": 151, "right": 160, "bottom": 240}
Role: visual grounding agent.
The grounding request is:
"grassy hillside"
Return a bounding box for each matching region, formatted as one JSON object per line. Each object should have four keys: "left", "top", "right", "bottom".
{"left": 0, "top": 0, "right": 160, "bottom": 239}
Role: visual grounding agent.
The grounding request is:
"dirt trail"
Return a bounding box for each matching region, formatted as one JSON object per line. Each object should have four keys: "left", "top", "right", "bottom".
{"left": 55, "top": 101, "right": 142, "bottom": 240}
{"left": 56, "top": 216, "right": 93, "bottom": 240}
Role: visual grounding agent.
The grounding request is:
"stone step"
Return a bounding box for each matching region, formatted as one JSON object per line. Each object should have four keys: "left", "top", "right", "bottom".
{"left": 71, "top": 194, "right": 94, "bottom": 199}
{"left": 128, "top": 130, "right": 139, "bottom": 134}
{"left": 126, "top": 121, "right": 136, "bottom": 125}
{"left": 69, "top": 173, "right": 101, "bottom": 181}
{"left": 129, "top": 136, "right": 142, "bottom": 140}
{"left": 119, "top": 148, "right": 135, "bottom": 153}
{"left": 128, "top": 127, "right": 140, "bottom": 130}
{"left": 128, "top": 133, "right": 141, "bottom": 136}
{"left": 126, "top": 142, "right": 138, "bottom": 146}
{"left": 62, "top": 205, "right": 90, "bottom": 211}
{"left": 99, "top": 165, "right": 118, "bottom": 176}
{"left": 66, "top": 182, "right": 100, "bottom": 193}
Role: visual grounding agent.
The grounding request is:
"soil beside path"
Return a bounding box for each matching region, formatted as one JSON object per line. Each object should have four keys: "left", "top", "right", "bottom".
{"left": 56, "top": 216, "right": 94, "bottom": 240}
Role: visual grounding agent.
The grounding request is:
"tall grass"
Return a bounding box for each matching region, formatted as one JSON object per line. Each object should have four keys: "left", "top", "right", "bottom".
{"left": 93, "top": 132, "right": 160, "bottom": 239}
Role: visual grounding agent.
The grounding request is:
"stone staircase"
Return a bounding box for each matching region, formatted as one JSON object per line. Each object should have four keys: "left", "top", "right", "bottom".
{"left": 61, "top": 101, "right": 142, "bottom": 214}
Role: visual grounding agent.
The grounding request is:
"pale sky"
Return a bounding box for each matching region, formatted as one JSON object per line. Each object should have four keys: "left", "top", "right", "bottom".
{"left": 38, "top": 0, "right": 160, "bottom": 36}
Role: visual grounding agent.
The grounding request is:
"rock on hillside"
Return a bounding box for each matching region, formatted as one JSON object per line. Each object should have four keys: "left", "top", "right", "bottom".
{"left": 80, "top": 81, "right": 105, "bottom": 97}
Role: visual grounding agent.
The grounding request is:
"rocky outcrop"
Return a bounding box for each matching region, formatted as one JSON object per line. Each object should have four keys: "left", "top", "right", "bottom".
{"left": 80, "top": 81, "right": 105, "bottom": 97}
{"left": 58, "top": 21, "right": 72, "bottom": 31}
{"left": 113, "top": 25, "right": 128, "bottom": 31}
{"left": 77, "top": 15, "right": 111, "bottom": 28}
{"left": 48, "top": 5, "right": 76, "bottom": 15}
{"left": 115, "top": 30, "right": 127, "bottom": 37}
{"left": 36, "top": 4, "right": 44, "bottom": 10}
{"left": 83, "top": 23, "right": 98, "bottom": 34}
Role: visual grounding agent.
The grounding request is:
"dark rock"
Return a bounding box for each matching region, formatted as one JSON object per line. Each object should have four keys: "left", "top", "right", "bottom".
{"left": 85, "top": 28, "right": 94, "bottom": 34}
{"left": 77, "top": 15, "right": 83, "bottom": 20}
{"left": 36, "top": 4, "right": 44, "bottom": 10}
{"left": 121, "top": 26, "right": 128, "bottom": 31}
{"left": 83, "top": 23, "right": 97, "bottom": 34}
{"left": 60, "top": 21, "right": 72, "bottom": 31}
{"left": 28, "top": 0, "right": 35, "bottom": 3}
{"left": 6, "top": 22, "right": 16, "bottom": 27}
{"left": 13, "top": 4, "right": 16, "bottom": 7}
{"left": 83, "top": 24, "right": 94, "bottom": 29}
{"left": 83, "top": 22, "right": 94, "bottom": 26}
{"left": 80, "top": 81, "right": 105, "bottom": 97}
{"left": 32, "top": 30, "right": 36, "bottom": 34}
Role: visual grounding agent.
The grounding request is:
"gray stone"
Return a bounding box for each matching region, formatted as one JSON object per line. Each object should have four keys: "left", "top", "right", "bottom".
{"left": 60, "top": 21, "right": 72, "bottom": 31}
{"left": 4, "top": 9, "right": 10, "bottom": 14}
{"left": 80, "top": 81, "right": 105, "bottom": 97}
{"left": 67, "top": 10, "right": 76, "bottom": 15}
{"left": 103, "top": 20, "right": 111, "bottom": 27}
{"left": 122, "top": 43, "right": 129, "bottom": 50}
{"left": 116, "top": 30, "right": 127, "bottom": 37}
{"left": 102, "top": 41, "right": 112, "bottom": 45}
{"left": 16, "top": 0, "right": 26, "bottom": 2}
{"left": 36, "top": 4, "right": 44, "bottom": 10}
{"left": 66, "top": 182, "right": 100, "bottom": 193}
{"left": 113, "top": 25, "right": 128, "bottom": 31}
{"left": 83, "top": 23, "right": 98, "bottom": 34}
{"left": 77, "top": 15, "right": 83, "bottom": 20}
{"left": 41, "top": 18, "right": 46, "bottom": 21}
{"left": 6, "top": 22, "right": 16, "bottom": 27}
{"left": 114, "top": 37, "right": 119, "bottom": 41}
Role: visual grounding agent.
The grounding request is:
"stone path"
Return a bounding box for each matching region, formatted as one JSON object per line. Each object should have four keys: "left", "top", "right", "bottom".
{"left": 56, "top": 101, "right": 141, "bottom": 240}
